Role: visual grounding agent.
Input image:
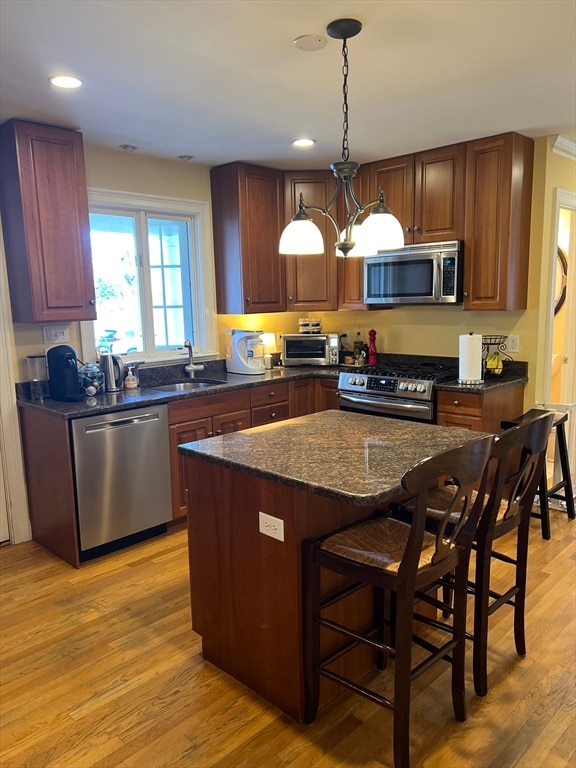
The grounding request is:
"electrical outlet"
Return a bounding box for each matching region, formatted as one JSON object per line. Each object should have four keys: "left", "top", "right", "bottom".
{"left": 42, "top": 324, "right": 70, "bottom": 344}
{"left": 258, "top": 511, "right": 285, "bottom": 542}
{"left": 507, "top": 335, "right": 520, "bottom": 354}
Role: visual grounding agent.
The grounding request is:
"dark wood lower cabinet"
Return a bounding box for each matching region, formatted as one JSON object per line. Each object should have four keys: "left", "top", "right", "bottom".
{"left": 314, "top": 378, "right": 340, "bottom": 412}
{"left": 168, "top": 391, "right": 251, "bottom": 519}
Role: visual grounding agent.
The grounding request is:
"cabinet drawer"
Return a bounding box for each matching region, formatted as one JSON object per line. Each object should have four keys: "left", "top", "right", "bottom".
{"left": 250, "top": 381, "right": 289, "bottom": 407}
{"left": 437, "top": 390, "right": 482, "bottom": 417}
{"left": 251, "top": 402, "right": 291, "bottom": 427}
{"left": 168, "top": 390, "right": 250, "bottom": 424}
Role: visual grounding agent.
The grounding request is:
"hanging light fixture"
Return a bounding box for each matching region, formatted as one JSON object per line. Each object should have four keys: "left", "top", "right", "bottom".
{"left": 279, "top": 18, "right": 404, "bottom": 258}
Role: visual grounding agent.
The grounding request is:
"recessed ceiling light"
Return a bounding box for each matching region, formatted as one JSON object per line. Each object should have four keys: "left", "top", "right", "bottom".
{"left": 119, "top": 144, "right": 138, "bottom": 152}
{"left": 178, "top": 155, "right": 195, "bottom": 161}
{"left": 292, "top": 138, "right": 316, "bottom": 148}
{"left": 49, "top": 75, "right": 83, "bottom": 89}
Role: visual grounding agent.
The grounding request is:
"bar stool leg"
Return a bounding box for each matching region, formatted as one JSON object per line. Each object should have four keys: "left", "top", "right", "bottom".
{"left": 556, "top": 421, "right": 575, "bottom": 520}
{"left": 537, "top": 471, "right": 551, "bottom": 540}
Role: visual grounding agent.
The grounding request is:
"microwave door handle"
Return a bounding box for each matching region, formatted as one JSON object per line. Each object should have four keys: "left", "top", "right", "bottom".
{"left": 433, "top": 259, "right": 441, "bottom": 301}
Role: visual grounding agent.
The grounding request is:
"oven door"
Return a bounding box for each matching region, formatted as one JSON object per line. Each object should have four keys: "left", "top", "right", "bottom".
{"left": 338, "top": 391, "right": 434, "bottom": 423}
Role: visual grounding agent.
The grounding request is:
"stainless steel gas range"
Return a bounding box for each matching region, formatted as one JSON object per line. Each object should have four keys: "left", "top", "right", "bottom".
{"left": 338, "top": 362, "right": 457, "bottom": 423}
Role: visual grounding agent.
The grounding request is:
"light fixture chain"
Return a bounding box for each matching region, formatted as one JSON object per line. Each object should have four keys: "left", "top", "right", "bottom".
{"left": 341, "top": 38, "right": 349, "bottom": 163}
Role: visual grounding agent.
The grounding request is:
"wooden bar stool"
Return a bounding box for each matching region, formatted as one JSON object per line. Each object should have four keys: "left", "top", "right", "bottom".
{"left": 502, "top": 407, "right": 575, "bottom": 539}
{"left": 302, "top": 434, "right": 494, "bottom": 768}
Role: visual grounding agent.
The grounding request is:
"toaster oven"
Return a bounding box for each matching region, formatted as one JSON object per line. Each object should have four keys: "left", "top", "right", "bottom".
{"left": 281, "top": 333, "right": 339, "bottom": 367}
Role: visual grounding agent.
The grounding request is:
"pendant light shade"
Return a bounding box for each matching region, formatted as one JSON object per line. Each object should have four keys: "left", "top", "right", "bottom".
{"left": 279, "top": 18, "right": 404, "bottom": 259}
{"left": 279, "top": 193, "right": 324, "bottom": 254}
{"left": 279, "top": 217, "right": 324, "bottom": 255}
{"left": 358, "top": 208, "right": 406, "bottom": 254}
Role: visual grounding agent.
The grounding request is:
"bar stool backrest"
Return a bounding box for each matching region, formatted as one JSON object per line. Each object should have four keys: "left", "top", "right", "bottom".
{"left": 400, "top": 435, "right": 495, "bottom": 571}
{"left": 478, "top": 411, "right": 555, "bottom": 539}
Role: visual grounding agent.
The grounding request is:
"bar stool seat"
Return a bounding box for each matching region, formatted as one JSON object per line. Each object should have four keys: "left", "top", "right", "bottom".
{"left": 501, "top": 408, "right": 575, "bottom": 539}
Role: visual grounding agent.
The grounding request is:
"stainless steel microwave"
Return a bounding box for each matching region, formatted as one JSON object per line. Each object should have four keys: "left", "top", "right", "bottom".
{"left": 363, "top": 240, "right": 463, "bottom": 305}
{"left": 281, "top": 333, "right": 339, "bottom": 367}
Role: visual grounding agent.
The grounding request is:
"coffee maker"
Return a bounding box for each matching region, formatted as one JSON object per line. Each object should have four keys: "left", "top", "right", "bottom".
{"left": 225, "top": 330, "right": 265, "bottom": 375}
{"left": 47, "top": 344, "right": 84, "bottom": 401}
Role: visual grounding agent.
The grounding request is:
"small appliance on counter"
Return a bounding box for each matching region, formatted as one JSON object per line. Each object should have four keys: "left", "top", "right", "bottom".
{"left": 46, "top": 344, "right": 84, "bottom": 402}
{"left": 225, "top": 329, "right": 265, "bottom": 375}
{"left": 99, "top": 353, "right": 127, "bottom": 392}
{"left": 281, "top": 333, "right": 339, "bottom": 367}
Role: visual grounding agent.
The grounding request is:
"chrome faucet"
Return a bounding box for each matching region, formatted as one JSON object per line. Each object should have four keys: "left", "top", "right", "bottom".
{"left": 184, "top": 339, "right": 205, "bottom": 378}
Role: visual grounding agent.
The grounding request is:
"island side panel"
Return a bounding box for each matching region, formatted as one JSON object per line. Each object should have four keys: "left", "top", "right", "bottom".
{"left": 185, "top": 455, "right": 383, "bottom": 722}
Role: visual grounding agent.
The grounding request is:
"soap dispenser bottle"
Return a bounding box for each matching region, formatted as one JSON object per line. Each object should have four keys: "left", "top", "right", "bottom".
{"left": 124, "top": 366, "right": 138, "bottom": 389}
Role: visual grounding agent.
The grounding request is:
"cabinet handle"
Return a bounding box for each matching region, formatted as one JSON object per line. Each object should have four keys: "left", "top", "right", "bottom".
{"left": 463, "top": 291, "right": 469, "bottom": 297}
{"left": 216, "top": 429, "right": 222, "bottom": 435}
{"left": 245, "top": 296, "right": 252, "bottom": 304}
{"left": 270, "top": 412, "right": 277, "bottom": 418}
{"left": 268, "top": 391, "right": 275, "bottom": 397}
{"left": 413, "top": 225, "right": 421, "bottom": 232}
{"left": 404, "top": 226, "right": 412, "bottom": 233}
{"left": 453, "top": 400, "right": 461, "bottom": 407}
{"left": 207, "top": 431, "right": 214, "bottom": 437}
{"left": 288, "top": 295, "right": 294, "bottom": 302}
{"left": 89, "top": 299, "right": 96, "bottom": 305}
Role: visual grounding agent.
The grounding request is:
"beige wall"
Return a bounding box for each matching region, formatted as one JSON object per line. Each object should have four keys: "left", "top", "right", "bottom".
{"left": 6, "top": 140, "right": 576, "bottom": 413}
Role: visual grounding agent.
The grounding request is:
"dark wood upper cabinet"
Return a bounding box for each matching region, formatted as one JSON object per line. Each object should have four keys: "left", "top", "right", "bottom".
{"left": 211, "top": 162, "right": 286, "bottom": 314}
{"left": 283, "top": 170, "right": 338, "bottom": 312}
{"left": 0, "top": 120, "right": 96, "bottom": 323}
{"left": 463, "top": 133, "right": 534, "bottom": 311}
{"left": 368, "top": 144, "right": 465, "bottom": 245}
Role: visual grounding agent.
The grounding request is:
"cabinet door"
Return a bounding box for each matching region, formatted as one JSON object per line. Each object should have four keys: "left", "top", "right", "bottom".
{"left": 0, "top": 120, "right": 96, "bottom": 323}
{"left": 413, "top": 144, "right": 465, "bottom": 243}
{"left": 213, "top": 409, "right": 251, "bottom": 435}
{"left": 211, "top": 163, "right": 286, "bottom": 314}
{"left": 436, "top": 411, "right": 482, "bottom": 431}
{"left": 169, "top": 418, "right": 213, "bottom": 519}
{"left": 314, "top": 379, "right": 340, "bottom": 412}
{"left": 289, "top": 378, "right": 315, "bottom": 418}
{"left": 368, "top": 155, "right": 415, "bottom": 243}
{"left": 463, "top": 133, "right": 533, "bottom": 310}
{"left": 284, "top": 170, "right": 337, "bottom": 311}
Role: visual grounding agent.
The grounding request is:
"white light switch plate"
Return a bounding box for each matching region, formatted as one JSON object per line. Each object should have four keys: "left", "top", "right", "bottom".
{"left": 42, "top": 325, "right": 70, "bottom": 344}
{"left": 258, "top": 511, "right": 284, "bottom": 542}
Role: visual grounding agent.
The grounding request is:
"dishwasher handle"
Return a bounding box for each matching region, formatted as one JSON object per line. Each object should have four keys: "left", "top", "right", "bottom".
{"left": 83, "top": 412, "right": 161, "bottom": 434}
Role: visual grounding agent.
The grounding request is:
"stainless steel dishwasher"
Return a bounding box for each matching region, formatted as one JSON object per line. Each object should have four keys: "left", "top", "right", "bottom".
{"left": 71, "top": 404, "right": 171, "bottom": 552}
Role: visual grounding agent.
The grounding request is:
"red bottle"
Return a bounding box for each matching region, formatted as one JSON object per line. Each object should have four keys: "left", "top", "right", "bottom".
{"left": 368, "top": 329, "right": 378, "bottom": 366}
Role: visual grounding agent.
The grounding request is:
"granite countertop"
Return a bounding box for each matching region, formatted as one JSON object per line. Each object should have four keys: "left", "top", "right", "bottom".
{"left": 15, "top": 364, "right": 339, "bottom": 419}
{"left": 15, "top": 356, "right": 528, "bottom": 419}
{"left": 178, "top": 409, "right": 489, "bottom": 506}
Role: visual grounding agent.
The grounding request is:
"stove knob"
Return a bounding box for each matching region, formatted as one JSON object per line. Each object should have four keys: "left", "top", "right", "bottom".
{"left": 417, "top": 383, "right": 426, "bottom": 392}
{"left": 398, "top": 382, "right": 407, "bottom": 390}
{"left": 408, "top": 383, "right": 416, "bottom": 391}
{"left": 350, "top": 377, "right": 357, "bottom": 385}
{"left": 358, "top": 378, "right": 365, "bottom": 386}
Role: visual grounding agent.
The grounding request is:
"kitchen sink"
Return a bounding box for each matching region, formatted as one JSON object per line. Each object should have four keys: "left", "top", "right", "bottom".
{"left": 151, "top": 379, "right": 228, "bottom": 392}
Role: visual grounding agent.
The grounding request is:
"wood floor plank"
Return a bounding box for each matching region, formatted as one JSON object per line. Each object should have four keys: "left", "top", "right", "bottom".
{"left": 1, "top": 516, "right": 574, "bottom": 768}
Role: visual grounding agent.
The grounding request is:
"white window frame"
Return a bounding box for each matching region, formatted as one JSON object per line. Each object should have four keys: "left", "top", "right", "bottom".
{"left": 80, "top": 188, "right": 218, "bottom": 365}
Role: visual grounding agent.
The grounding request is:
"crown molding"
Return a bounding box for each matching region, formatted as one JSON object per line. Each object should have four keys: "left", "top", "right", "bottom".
{"left": 553, "top": 135, "right": 576, "bottom": 161}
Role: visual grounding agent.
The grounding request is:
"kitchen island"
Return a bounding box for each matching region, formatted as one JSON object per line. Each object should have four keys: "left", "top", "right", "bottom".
{"left": 179, "top": 409, "right": 486, "bottom": 721}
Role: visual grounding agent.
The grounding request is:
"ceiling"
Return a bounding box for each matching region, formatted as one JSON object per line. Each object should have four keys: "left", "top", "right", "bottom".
{"left": 1, "top": 0, "right": 575, "bottom": 171}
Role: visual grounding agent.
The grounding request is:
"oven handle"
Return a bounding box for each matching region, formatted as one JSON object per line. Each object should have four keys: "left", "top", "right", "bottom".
{"left": 338, "top": 392, "right": 432, "bottom": 415}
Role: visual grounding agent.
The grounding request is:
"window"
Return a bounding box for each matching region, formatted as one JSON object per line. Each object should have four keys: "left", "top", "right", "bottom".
{"left": 80, "top": 189, "right": 217, "bottom": 363}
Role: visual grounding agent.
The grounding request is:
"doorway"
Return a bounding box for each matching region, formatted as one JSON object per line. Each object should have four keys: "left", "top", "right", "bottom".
{"left": 543, "top": 189, "right": 576, "bottom": 502}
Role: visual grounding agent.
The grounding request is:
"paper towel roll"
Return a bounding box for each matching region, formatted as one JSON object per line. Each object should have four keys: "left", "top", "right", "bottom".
{"left": 458, "top": 333, "right": 483, "bottom": 384}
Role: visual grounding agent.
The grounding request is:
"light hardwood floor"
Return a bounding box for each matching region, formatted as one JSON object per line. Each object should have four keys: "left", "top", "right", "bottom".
{"left": 1, "top": 514, "right": 574, "bottom": 768}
